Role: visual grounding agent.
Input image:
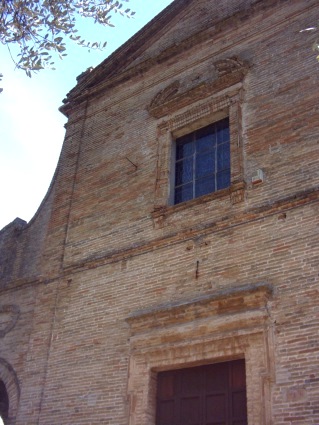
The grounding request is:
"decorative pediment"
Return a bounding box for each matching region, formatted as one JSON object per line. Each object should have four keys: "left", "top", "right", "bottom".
{"left": 148, "top": 56, "right": 249, "bottom": 118}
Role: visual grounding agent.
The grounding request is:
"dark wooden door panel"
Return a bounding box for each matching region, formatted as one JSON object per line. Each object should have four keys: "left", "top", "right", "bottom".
{"left": 206, "top": 393, "right": 227, "bottom": 423}
{"left": 180, "top": 396, "right": 201, "bottom": 425}
{"left": 156, "top": 359, "right": 247, "bottom": 425}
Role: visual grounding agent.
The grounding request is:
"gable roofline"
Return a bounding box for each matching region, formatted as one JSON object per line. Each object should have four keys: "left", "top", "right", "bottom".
{"left": 60, "top": 0, "right": 314, "bottom": 117}
{"left": 61, "top": 0, "right": 193, "bottom": 114}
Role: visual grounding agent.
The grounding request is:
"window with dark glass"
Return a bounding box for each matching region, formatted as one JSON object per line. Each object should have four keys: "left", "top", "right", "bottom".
{"left": 156, "top": 359, "right": 247, "bottom": 425}
{"left": 174, "top": 117, "right": 230, "bottom": 205}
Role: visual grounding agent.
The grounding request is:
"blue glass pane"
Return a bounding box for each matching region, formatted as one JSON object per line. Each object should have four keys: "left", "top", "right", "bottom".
{"left": 196, "top": 124, "right": 216, "bottom": 152}
{"left": 195, "top": 175, "right": 215, "bottom": 197}
{"left": 175, "top": 157, "right": 193, "bottom": 185}
{"left": 217, "top": 169, "right": 231, "bottom": 190}
{"left": 175, "top": 183, "right": 193, "bottom": 204}
{"left": 196, "top": 151, "right": 215, "bottom": 178}
{"left": 176, "top": 134, "right": 194, "bottom": 160}
{"left": 217, "top": 142, "right": 230, "bottom": 171}
{"left": 174, "top": 118, "right": 231, "bottom": 204}
{"left": 216, "top": 118, "right": 230, "bottom": 144}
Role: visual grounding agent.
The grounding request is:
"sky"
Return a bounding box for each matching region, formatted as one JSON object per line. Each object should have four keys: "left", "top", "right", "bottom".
{"left": 0, "top": 0, "right": 174, "bottom": 230}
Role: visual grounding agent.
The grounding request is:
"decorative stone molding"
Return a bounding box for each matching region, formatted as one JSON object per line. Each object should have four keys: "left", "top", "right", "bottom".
{"left": 127, "top": 282, "right": 272, "bottom": 337}
{"left": 150, "top": 57, "right": 248, "bottom": 219}
{"left": 149, "top": 81, "right": 180, "bottom": 110}
{"left": 151, "top": 182, "right": 245, "bottom": 229}
{"left": 0, "top": 305, "right": 20, "bottom": 338}
{"left": 152, "top": 87, "right": 246, "bottom": 220}
{"left": 230, "top": 181, "right": 246, "bottom": 204}
{"left": 214, "top": 57, "right": 249, "bottom": 77}
{"left": 148, "top": 56, "right": 249, "bottom": 118}
{"left": 126, "top": 282, "right": 274, "bottom": 425}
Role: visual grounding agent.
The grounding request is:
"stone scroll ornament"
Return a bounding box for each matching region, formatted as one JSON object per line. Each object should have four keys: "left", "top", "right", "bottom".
{"left": 213, "top": 57, "right": 249, "bottom": 76}
{"left": 149, "top": 80, "right": 180, "bottom": 109}
{"left": 148, "top": 57, "right": 249, "bottom": 118}
{"left": 0, "top": 305, "right": 20, "bottom": 338}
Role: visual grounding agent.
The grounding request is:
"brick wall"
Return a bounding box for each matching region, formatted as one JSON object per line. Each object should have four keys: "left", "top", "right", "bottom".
{"left": 0, "top": 0, "right": 318, "bottom": 424}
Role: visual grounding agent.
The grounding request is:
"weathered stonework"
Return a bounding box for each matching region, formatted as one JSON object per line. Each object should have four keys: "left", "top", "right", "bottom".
{"left": 0, "top": 0, "right": 319, "bottom": 424}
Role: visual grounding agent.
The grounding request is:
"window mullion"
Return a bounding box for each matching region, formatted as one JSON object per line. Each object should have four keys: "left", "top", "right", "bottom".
{"left": 173, "top": 117, "right": 230, "bottom": 205}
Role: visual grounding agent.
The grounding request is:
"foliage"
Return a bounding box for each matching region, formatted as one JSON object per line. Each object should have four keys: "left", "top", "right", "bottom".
{"left": 0, "top": 0, "right": 134, "bottom": 76}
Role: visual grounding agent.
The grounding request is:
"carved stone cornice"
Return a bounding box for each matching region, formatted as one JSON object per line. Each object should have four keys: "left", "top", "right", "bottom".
{"left": 59, "top": 0, "right": 314, "bottom": 116}
{"left": 148, "top": 57, "right": 249, "bottom": 118}
{"left": 126, "top": 282, "right": 273, "bottom": 336}
{"left": 151, "top": 181, "right": 246, "bottom": 229}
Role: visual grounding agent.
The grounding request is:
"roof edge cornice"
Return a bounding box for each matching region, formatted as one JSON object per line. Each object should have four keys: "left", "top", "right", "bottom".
{"left": 61, "top": 0, "right": 193, "bottom": 113}
{"left": 60, "top": 0, "right": 315, "bottom": 116}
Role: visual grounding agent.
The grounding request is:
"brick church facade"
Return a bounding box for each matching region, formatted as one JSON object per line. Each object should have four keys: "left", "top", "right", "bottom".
{"left": 0, "top": 0, "right": 319, "bottom": 423}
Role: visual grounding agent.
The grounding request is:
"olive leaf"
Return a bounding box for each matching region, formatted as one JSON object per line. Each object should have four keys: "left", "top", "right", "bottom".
{"left": 0, "top": 0, "right": 135, "bottom": 76}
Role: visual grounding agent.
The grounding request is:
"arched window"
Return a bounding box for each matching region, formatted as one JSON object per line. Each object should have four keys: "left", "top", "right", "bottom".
{"left": 0, "top": 380, "right": 9, "bottom": 424}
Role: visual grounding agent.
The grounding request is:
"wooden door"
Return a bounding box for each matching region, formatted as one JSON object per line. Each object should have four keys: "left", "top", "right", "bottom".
{"left": 156, "top": 359, "right": 247, "bottom": 425}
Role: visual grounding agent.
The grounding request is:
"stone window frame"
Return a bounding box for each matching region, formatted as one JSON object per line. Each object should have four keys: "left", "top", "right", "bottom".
{"left": 148, "top": 57, "right": 250, "bottom": 228}
{"left": 126, "top": 283, "right": 274, "bottom": 425}
{"left": 152, "top": 88, "right": 246, "bottom": 228}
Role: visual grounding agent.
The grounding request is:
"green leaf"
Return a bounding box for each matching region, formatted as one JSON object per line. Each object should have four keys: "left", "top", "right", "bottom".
{"left": 0, "top": 0, "right": 135, "bottom": 75}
